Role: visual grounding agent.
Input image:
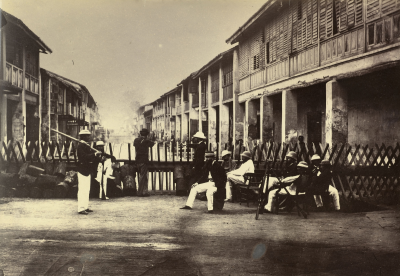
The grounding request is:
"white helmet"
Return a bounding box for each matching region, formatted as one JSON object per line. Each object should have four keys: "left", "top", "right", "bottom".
{"left": 193, "top": 131, "right": 206, "bottom": 140}
{"left": 96, "top": 141, "right": 104, "bottom": 146}
{"left": 79, "top": 129, "right": 91, "bottom": 135}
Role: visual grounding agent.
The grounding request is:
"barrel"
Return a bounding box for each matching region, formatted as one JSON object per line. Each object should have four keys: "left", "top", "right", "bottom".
{"left": 54, "top": 182, "right": 70, "bottom": 198}
{"left": 19, "top": 174, "right": 37, "bottom": 186}
{"left": 44, "top": 163, "right": 55, "bottom": 175}
{"left": 18, "top": 163, "right": 30, "bottom": 175}
{"left": 174, "top": 165, "right": 187, "bottom": 196}
{"left": 26, "top": 165, "right": 46, "bottom": 177}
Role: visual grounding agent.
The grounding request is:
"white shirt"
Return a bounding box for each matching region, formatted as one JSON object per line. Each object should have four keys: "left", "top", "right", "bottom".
{"left": 229, "top": 159, "right": 254, "bottom": 176}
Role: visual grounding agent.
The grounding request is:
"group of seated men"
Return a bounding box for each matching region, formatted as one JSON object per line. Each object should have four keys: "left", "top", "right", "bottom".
{"left": 180, "top": 148, "right": 340, "bottom": 214}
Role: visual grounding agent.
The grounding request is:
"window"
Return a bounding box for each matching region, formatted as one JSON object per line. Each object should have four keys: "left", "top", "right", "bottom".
{"left": 253, "top": 55, "right": 260, "bottom": 70}
{"left": 394, "top": 15, "right": 400, "bottom": 39}
{"left": 266, "top": 42, "right": 270, "bottom": 64}
{"left": 368, "top": 24, "right": 375, "bottom": 45}
{"left": 376, "top": 22, "right": 383, "bottom": 44}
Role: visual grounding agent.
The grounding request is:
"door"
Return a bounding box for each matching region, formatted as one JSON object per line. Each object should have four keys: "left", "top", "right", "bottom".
{"left": 307, "top": 111, "right": 322, "bottom": 144}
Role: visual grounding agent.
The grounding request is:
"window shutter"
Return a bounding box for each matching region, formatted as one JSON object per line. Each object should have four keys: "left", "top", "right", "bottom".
{"left": 326, "top": 0, "right": 334, "bottom": 37}
{"left": 340, "top": 0, "right": 348, "bottom": 30}
{"left": 312, "top": 0, "right": 318, "bottom": 43}
{"left": 347, "top": 0, "right": 356, "bottom": 26}
{"left": 381, "top": 0, "right": 396, "bottom": 14}
{"left": 292, "top": 23, "right": 298, "bottom": 50}
{"left": 367, "top": 0, "right": 380, "bottom": 21}
{"left": 307, "top": 0, "right": 312, "bottom": 45}
{"left": 320, "top": 0, "right": 327, "bottom": 39}
{"left": 355, "top": 0, "right": 363, "bottom": 24}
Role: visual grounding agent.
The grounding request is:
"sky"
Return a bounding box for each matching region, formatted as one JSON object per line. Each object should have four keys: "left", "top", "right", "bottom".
{"left": 2, "top": 0, "right": 266, "bottom": 129}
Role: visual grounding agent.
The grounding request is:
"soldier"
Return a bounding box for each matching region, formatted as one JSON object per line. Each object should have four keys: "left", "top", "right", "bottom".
{"left": 77, "top": 129, "right": 101, "bottom": 215}
{"left": 94, "top": 141, "right": 116, "bottom": 200}
{"left": 133, "top": 128, "right": 155, "bottom": 197}
{"left": 187, "top": 131, "right": 207, "bottom": 193}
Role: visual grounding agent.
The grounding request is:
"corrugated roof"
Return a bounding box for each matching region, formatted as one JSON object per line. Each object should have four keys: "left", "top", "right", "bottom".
{"left": 1, "top": 9, "right": 52, "bottom": 53}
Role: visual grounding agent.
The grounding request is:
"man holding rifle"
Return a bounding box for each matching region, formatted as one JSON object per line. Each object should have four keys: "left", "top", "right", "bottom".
{"left": 77, "top": 129, "right": 102, "bottom": 215}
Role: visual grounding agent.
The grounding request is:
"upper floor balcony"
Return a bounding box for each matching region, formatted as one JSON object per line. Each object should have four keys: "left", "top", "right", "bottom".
{"left": 192, "top": 93, "right": 199, "bottom": 108}
{"left": 5, "top": 62, "right": 39, "bottom": 94}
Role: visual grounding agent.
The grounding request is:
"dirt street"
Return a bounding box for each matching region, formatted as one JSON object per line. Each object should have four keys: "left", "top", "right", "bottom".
{"left": 0, "top": 196, "right": 399, "bottom": 275}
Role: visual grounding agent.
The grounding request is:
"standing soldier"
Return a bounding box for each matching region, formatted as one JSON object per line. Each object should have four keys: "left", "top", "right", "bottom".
{"left": 77, "top": 129, "right": 101, "bottom": 215}
{"left": 134, "top": 128, "right": 155, "bottom": 197}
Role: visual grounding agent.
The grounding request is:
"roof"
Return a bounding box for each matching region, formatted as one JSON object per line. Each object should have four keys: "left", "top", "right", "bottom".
{"left": 225, "top": 0, "right": 276, "bottom": 44}
{"left": 1, "top": 9, "right": 52, "bottom": 53}
{"left": 177, "top": 70, "right": 200, "bottom": 86}
{"left": 163, "top": 86, "right": 181, "bottom": 97}
{"left": 40, "top": 68, "right": 87, "bottom": 98}
{"left": 192, "top": 46, "right": 237, "bottom": 78}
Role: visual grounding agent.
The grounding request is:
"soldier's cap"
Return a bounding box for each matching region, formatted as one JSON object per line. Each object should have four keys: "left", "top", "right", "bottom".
{"left": 205, "top": 151, "right": 215, "bottom": 158}
{"left": 241, "top": 151, "right": 252, "bottom": 159}
{"left": 321, "top": 160, "right": 331, "bottom": 166}
{"left": 79, "top": 129, "right": 91, "bottom": 136}
{"left": 311, "top": 154, "right": 321, "bottom": 161}
{"left": 221, "top": 150, "right": 231, "bottom": 158}
{"left": 297, "top": 161, "right": 308, "bottom": 168}
{"left": 286, "top": 151, "right": 297, "bottom": 160}
{"left": 140, "top": 128, "right": 149, "bottom": 135}
{"left": 96, "top": 141, "right": 104, "bottom": 146}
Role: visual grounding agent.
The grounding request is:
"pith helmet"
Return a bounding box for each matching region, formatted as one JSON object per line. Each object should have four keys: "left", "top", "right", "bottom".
{"left": 193, "top": 131, "right": 206, "bottom": 140}
{"left": 241, "top": 151, "right": 252, "bottom": 159}
{"left": 311, "top": 154, "right": 321, "bottom": 161}
{"left": 79, "top": 129, "right": 91, "bottom": 135}
{"left": 297, "top": 161, "right": 309, "bottom": 168}
{"left": 221, "top": 150, "right": 231, "bottom": 158}
{"left": 96, "top": 141, "right": 104, "bottom": 146}
{"left": 286, "top": 151, "right": 297, "bottom": 160}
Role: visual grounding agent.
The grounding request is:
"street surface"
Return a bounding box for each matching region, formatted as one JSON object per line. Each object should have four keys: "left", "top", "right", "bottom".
{"left": 0, "top": 196, "right": 399, "bottom": 275}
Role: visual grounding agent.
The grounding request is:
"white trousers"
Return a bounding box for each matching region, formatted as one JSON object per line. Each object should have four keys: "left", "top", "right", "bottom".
{"left": 226, "top": 173, "right": 245, "bottom": 200}
{"left": 264, "top": 184, "right": 302, "bottom": 212}
{"left": 314, "top": 186, "right": 341, "bottom": 210}
{"left": 186, "top": 182, "right": 217, "bottom": 211}
{"left": 78, "top": 173, "right": 91, "bottom": 212}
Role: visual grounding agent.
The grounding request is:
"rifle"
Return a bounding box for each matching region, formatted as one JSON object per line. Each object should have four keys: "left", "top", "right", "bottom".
{"left": 45, "top": 127, "right": 99, "bottom": 152}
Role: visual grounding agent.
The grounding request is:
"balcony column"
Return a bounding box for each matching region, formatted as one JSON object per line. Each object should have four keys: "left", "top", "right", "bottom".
{"left": 220, "top": 63, "right": 229, "bottom": 155}
{"left": 262, "top": 95, "right": 274, "bottom": 142}
{"left": 181, "top": 85, "right": 188, "bottom": 142}
{"left": 188, "top": 83, "right": 199, "bottom": 140}
{"left": 246, "top": 99, "right": 258, "bottom": 149}
{"left": 176, "top": 114, "right": 181, "bottom": 142}
{"left": 22, "top": 45, "right": 27, "bottom": 143}
{"left": 233, "top": 47, "right": 244, "bottom": 156}
{"left": 198, "top": 77, "right": 202, "bottom": 133}
{"left": 1, "top": 31, "right": 6, "bottom": 141}
{"left": 207, "top": 71, "right": 216, "bottom": 151}
{"left": 282, "top": 89, "right": 298, "bottom": 144}
{"left": 325, "top": 79, "right": 348, "bottom": 146}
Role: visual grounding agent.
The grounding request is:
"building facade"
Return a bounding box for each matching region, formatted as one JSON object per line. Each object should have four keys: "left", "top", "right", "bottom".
{"left": 0, "top": 9, "right": 52, "bottom": 144}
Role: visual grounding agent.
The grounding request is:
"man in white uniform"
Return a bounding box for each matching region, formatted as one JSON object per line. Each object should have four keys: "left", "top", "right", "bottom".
{"left": 226, "top": 151, "right": 254, "bottom": 200}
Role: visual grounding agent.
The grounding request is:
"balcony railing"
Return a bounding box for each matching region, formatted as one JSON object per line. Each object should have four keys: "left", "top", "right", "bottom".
{"left": 5, "top": 62, "right": 23, "bottom": 89}
{"left": 5, "top": 62, "right": 39, "bottom": 94}
{"left": 211, "top": 91, "right": 219, "bottom": 103}
{"left": 223, "top": 84, "right": 233, "bottom": 101}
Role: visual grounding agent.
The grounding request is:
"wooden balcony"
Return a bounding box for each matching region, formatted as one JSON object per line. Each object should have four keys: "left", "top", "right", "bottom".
{"left": 184, "top": 101, "right": 189, "bottom": 112}
{"left": 192, "top": 93, "right": 199, "bottom": 108}
{"left": 5, "top": 62, "right": 23, "bottom": 90}
{"left": 201, "top": 92, "right": 207, "bottom": 108}
{"left": 223, "top": 83, "right": 233, "bottom": 101}
{"left": 5, "top": 62, "right": 39, "bottom": 94}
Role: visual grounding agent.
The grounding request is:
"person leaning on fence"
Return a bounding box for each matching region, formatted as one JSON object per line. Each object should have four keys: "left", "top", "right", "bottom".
{"left": 134, "top": 128, "right": 155, "bottom": 197}
{"left": 262, "top": 151, "right": 299, "bottom": 194}
{"left": 264, "top": 161, "right": 310, "bottom": 213}
{"left": 309, "top": 159, "right": 341, "bottom": 211}
{"left": 180, "top": 151, "right": 226, "bottom": 213}
{"left": 77, "top": 129, "right": 102, "bottom": 215}
{"left": 187, "top": 132, "right": 207, "bottom": 193}
{"left": 226, "top": 151, "right": 255, "bottom": 200}
{"left": 94, "top": 141, "right": 116, "bottom": 200}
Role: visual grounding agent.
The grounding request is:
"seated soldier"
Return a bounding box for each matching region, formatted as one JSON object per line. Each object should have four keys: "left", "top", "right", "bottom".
{"left": 310, "top": 160, "right": 340, "bottom": 211}
{"left": 226, "top": 151, "right": 254, "bottom": 199}
{"left": 262, "top": 151, "right": 298, "bottom": 193}
{"left": 264, "top": 161, "right": 309, "bottom": 213}
{"left": 180, "top": 151, "right": 226, "bottom": 213}
{"left": 220, "top": 150, "right": 237, "bottom": 202}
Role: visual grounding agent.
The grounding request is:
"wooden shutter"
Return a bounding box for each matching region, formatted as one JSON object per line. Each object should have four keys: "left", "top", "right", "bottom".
{"left": 326, "top": 0, "right": 334, "bottom": 37}
{"left": 340, "top": 0, "right": 348, "bottom": 30}
{"left": 320, "top": 0, "right": 327, "bottom": 39}
{"left": 312, "top": 1, "right": 318, "bottom": 43}
{"left": 355, "top": 0, "right": 363, "bottom": 24}
{"left": 307, "top": 0, "right": 312, "bottom": 45}
{"left": 347, "top": 0, "right": 355, "bottom": 26}
{"left": 367, "top": 0, "right": 380, "bottom": 21}
{"left": 381, "top": 0, "right": 396, "bottom": 14}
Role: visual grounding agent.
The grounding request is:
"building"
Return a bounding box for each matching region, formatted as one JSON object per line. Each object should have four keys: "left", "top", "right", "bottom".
{"left": 40, "top": 69, "right": 100, "bottom": 143}
{"left": 226, "top": 0, "right": 400, "bottom": 147}
{"left": 0, "top": 9, "right": 52, "bottom": 144}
